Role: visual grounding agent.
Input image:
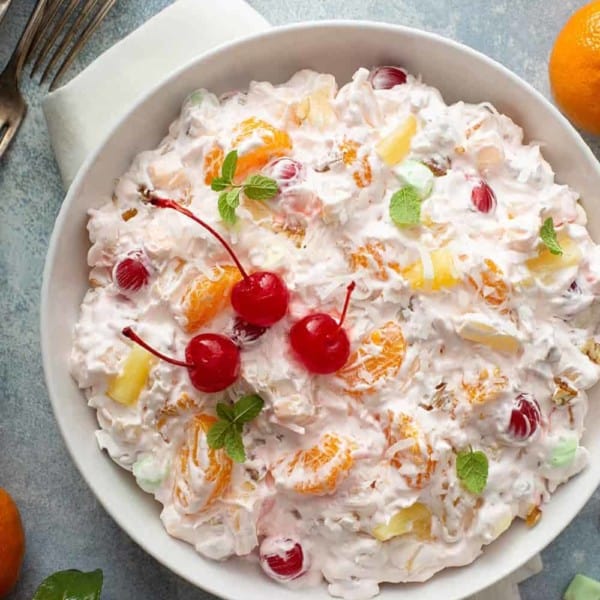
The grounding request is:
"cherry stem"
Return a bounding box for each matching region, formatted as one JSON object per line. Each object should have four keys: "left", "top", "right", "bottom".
{"left": 149, "top": 196, "right": 249, "bottom": 279}
{"left": 337, "top": 281, "right": 356, "bottom": 328}
{"left": 122, "top": 327, "right": 193, "bottom": 368}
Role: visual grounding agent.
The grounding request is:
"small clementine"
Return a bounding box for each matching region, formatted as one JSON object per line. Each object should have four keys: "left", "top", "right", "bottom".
{"left": 0, "top": 488, "right": 25, "bottom": 598}
{"left": 549, "top": 1, "right": 600, "bottom": 134}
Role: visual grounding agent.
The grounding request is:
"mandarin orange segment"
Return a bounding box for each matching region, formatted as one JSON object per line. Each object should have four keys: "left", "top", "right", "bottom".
{"left": 383, "top": 412, "right": 436, "bottom": 490}
{"left": 339, "top": 139, "right": 373, "bottom": 188}
{"left": 181, "top": 265, "right": 242, "bottom": 333}
{"left": 461, "top": 367, "right": 508, "bottom": 404}
{"left": 173, "top": 414, "right": 232, "bottom": 514}
{"left": 468, "top": 259, "right": 510, "bottom": 307}
{"left": 231, "top": 118, "right": 292, "bottom": 181}
{"left": 350, "top": 242, "right": 388, "bottom": 280}
{"left": 338, "top": 321, "right": 406, "bottom": 392}
{"left": 272, "top": 433, "right": 356, "bottom": 495}
{"left": 203, "top": 144, "right": 224, "bottom": 185}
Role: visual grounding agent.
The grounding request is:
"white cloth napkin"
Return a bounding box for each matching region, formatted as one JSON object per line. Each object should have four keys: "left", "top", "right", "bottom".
{"left": 43, "top": 0, "right": 269, "bottom": 187}
{"left": 42, "top": 1, "right": 544, "bottom": 597}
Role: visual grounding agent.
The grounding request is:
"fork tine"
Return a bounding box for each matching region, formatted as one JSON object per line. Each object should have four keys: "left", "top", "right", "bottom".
{"left": 48, "top": 0, "right": 118, "bottom": 91}
{"left": 39, "top": 0, "right": 101, "bottom": 85}
{"left": 31, "top": 0, "right": 80, "bottom": 77}
{"left": 0, "top": 116, "right": 24, "bottom": 159}
{"left": 26, "top": 0, "right": 65, "bottom": 64}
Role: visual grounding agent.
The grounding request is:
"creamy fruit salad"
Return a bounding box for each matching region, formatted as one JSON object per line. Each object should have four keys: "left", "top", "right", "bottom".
{"left": 70, "top": 65, "right": 600, "bottom": 599}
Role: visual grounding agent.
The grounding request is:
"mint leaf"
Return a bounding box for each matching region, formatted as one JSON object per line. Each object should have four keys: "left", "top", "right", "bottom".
{"left": 207, "top": 420, "right": 231, "bottom": 450}
{"left": 221, "top": 150, "right": 238, "bottom": 183}
{"left": 540, "top": 217, "right": 563, "bottom": 256}
{"left": 389, "top": 185, "right": 422, "bottom": 227}
{"left": 225, "top": 187, "right": 241, "bottom": 208}
{"left": 233, "top": 394, "right": 264, "bottom": 423}
{"left": 218, "top": 192, "right": 237, "bottom": 224}
{"left": 216, "top": 402, "right": 235, "bottom": 422}
{"left": 456, "top": 448, "right": 489, "bottom": 494}
{"left": 224, "top": 427, "right": 246, "bottom": 463}
{"left": 211, "top": 177, "right": 229, "bottom": 192}
{"left": 243, "top": 174, "right": 279, "bottom": 200}
{"left": 33, "top": 569, "right": 103, "bottom": 600}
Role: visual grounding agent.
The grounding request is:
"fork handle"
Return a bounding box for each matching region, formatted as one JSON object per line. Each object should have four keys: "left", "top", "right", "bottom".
{"left": 4, "top": 0, "right": 47, "bottom": 80}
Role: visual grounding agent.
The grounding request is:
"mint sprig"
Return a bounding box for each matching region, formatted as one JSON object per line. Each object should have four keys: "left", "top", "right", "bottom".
{"left": 210, "top": 150, "right": 279, "bottom": 224}
{"left": 207, "top": 394, "right": 264, "bottom": 462}
{"left": 456, "top": 447, "right": 489, "bottom": 494}
{"left": 540, "top": 217, "right": 563, "bottom": 256}
{"left": 389, "top": 184, "right": 422, "bottom": 227}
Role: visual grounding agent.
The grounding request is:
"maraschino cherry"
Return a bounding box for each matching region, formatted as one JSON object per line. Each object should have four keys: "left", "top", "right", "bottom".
{"left": 122, "top": 327, "right": 240, "bottom": 393}
{"left": 290, "top": 281, "right": 356, "bottom": 374}
{"left": 149, "top": 196, "right": 289, "bottom": 327}
{"left": 113, "top": 250, "right": 150, "bottom": 292}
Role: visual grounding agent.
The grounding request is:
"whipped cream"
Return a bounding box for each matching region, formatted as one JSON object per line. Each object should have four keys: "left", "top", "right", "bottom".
{"left": 70, "top": 67, "right": 600, "bottom": 599}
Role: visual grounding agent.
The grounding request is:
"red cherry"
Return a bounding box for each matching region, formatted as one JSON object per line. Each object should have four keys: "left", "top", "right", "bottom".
{"left": 231, "top": 271, "right": 289, "bottom": 327}
{"left": 231, "top": 316, "right": 267, "bottom": 346}
{"left": 149, "top": 196, "right": 289, "bottom": 327}
{"left": 508, "top": 393, "right": 541, "bottom": 440}
{"left": 267, "top": 157, "right": 304, "bottom": 187}
{"left": 290, "top": 282, "right": 356, "bottom": 374}
{"left": 122, "top": 327, "right": 240, "bottom": 393}
{"left": 260, "top": 537, "right": 306, "bottom": 581}
{"left": 471, "top": 181, "right": 497, "bottom": 213}
{"left": 369, "top": 66, "right": 408, "bottom": 89}
{"left": 113, "top": 252, "right": 149, "bottom": 292}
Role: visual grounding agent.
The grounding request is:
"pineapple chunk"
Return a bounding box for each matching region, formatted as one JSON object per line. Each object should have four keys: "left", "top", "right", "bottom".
{"left": 456, "top": 318, "right": 521, "bottom": 354}
{"left": 526, "top": 234, "right": 581, "bottom": 280}
{"left": 148, "top": 151, "right": 189, "bottom": 189}
{"left": 372, "top": 503, "right": 432, "bottom": 542}
{"left": 107, "top": 346, "right": 156, "bottom": 406}
{"left": 376, "top": 114, "right": 418, "bottom": 166}
{"left": 307, "top": 87, "right": 337, "bottom": 128}
{"left": 402, "top": 248, "right": 459, "bottom": 291}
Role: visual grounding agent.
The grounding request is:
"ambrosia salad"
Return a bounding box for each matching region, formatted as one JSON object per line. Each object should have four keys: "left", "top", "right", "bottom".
{"left": 70, "top": 66, "right": 600, "bottom": 599}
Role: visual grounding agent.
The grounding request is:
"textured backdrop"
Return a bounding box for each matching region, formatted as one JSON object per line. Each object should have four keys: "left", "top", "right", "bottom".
{"left": 0, "top": 1, "right": 599, "bottom": 599}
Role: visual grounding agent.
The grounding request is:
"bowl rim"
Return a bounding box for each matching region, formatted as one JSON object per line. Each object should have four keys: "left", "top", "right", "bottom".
{"left": 41, "top": 19, "right": 600, "bottom": 600}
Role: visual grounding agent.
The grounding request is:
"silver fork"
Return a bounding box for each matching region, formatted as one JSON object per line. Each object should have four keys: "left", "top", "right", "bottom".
{"left": 0, "top": 0, "right": 118, "bottom": 159}
{"left": 0, "top": 0, "right": 46, "bottom": 157}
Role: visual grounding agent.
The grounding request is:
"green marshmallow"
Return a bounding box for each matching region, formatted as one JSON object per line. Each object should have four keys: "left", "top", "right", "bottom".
{"left": 133, "top": 455, "right": 167, "bottom": 493}
{"left": 393, "top": 160, "right": 434, "bottom": 199}
{"left": 564, "top": 574, "right": 600, "bottom": 600}
{"left": 186, "top": 89, "right": 219, "bottom": 108}
{"left": 550, "top": 437, "right": 578, "bottom": 468}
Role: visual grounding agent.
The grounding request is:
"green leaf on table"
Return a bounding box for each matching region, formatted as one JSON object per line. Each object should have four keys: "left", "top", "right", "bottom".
{"left": 389, "top": 184, "right": 422, "bottom": 227}
{"left": 33, "top": 569, "right": 103, "bottom": 600}
{"left": 540, "top": 217, "right": 563, "bottom": 256}
{"left": 243, "top": 174, "right": 279, "bottom": 200}
{"left": 456, "top": 448, "right": 489, "bottom": 494}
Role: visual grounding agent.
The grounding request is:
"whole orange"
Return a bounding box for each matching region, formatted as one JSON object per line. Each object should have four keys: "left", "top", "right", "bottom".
{"left": 549, "top": 0, "right": 600, "bottom": 135}
{"left": 0, "top": 488, "right": 25, "bottom": 598}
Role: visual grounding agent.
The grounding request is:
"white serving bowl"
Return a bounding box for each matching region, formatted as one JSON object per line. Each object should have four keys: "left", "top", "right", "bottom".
{"left": 41, "top": 21, "right": 600, "bottom": 600}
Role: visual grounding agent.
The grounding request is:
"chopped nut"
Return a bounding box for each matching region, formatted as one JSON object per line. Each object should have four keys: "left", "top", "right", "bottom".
{"left": 121, "top": 208, "right": 138, "bottom": 221}
{"left": 423, "top": 156, "right": 450, "bottom": 177}
{"left": 582, "top": 339, "right": 600, "bottom": 364}
{"left": 552, "top": 376, "right": 578, "bottom": 406}
{"left": 525, "top": 506, "right": 542, "bottom": 528}
{"left": 455, "top": 145, "right": 466, "bottom": 155}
